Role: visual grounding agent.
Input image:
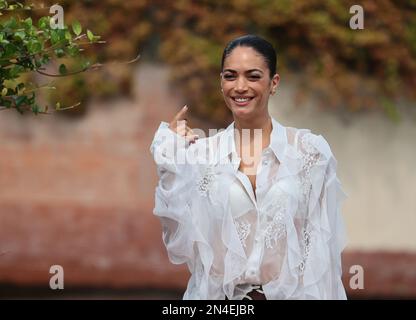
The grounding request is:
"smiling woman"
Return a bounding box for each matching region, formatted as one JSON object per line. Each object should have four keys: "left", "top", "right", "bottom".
{"left": 150, "top": 35, "right": 348, "bottom": 300}
{"left": 220, "top": 36, "right": 279, "bottom": 123}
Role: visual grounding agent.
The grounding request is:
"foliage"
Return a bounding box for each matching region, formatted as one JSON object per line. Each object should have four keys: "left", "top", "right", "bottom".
{"left": 0, "top": 0, "right": 101, "bottom": 114}
{"left": 156, "top": 0, "right": 416, "bottom": 121}
{"left": 4, "top": 1, "right": 415, "bottom": 121}
{"left": 32, "top": 0, "right": 151, "bottom": 117}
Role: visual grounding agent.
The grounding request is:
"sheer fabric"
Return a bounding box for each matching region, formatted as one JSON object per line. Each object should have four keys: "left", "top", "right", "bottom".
{"left": 150, "top": 118, "right": 347, "bottom": 300}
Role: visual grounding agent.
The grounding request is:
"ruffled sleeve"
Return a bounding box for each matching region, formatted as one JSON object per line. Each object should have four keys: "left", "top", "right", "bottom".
{"left": 150, "top": 122, "right": 196, "bottom": 265}
{"left": 301, "top": 133, "right": 348, "bottom": 299}
{"left": 322, "top": 157, "right": 348, "bottom": 299}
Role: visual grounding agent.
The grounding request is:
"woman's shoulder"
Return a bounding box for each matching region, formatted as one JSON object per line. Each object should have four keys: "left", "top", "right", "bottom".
{"left": 284, "top": 125, "right": 334, "bottom": 160}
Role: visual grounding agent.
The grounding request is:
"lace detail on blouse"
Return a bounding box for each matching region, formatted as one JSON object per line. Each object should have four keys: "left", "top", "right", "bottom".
{"left": 298, "top": 133, "right": 318, "bottom": 274}
{"left": 300, "top": 133, "right": 320, "bottom": 201}
{"left": 298, "top": 226, "right": 313, "bottom": 274}
{"left": 264, "top": 194, "right": 288, "bottom": 249}
{"left": 301, "top": 133, "right": 319, "bottom": 155}
{"left": 265, "top": 211, "right": 286, "bottom": 249}
{"left": 197, "top": 165, "right": 215, "bottom": 196}
{"left": 235, "top": 219, "right": 251, "bottom": 248}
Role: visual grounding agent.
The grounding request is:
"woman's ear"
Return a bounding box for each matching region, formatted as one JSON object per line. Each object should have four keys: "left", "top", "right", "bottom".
{"left": 270, "top": 73, "right": 280, "bottom": 95}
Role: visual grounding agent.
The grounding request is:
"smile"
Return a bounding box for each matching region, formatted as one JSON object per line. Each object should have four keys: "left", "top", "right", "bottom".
{"left": 232, "top": 96, "right": 254, "bottom": 106}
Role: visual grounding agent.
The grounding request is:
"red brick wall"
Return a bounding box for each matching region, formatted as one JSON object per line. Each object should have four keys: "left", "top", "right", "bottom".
{"left": 0, "top": 66, "right": 190, "bottom": 292}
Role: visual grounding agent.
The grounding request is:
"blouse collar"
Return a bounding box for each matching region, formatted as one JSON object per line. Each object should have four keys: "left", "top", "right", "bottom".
{"left": 216, "top": 117, "right": 287, "bottom": 166}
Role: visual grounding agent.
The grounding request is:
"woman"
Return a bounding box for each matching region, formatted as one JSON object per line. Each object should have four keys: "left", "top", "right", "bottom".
{"left": 150, "top": 35, "right": 347, "bottom": 300}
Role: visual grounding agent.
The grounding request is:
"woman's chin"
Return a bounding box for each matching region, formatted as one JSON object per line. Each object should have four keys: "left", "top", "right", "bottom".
{"left": 232, "top": 106, "right": 254, "bottom": 118}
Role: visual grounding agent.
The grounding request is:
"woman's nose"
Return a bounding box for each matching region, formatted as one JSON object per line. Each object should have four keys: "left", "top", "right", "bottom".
{"left": 235, "top": 77, "right": 248, "bottom": 92}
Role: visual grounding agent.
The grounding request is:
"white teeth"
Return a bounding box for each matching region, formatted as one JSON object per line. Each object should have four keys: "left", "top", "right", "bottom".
{"left": 235, "top": 98, "right": 250, "bottom": 102}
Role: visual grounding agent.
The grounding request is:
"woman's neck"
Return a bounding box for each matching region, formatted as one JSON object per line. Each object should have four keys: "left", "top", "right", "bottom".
{"left": 234, "top": 114, "right": 272, "bottom": 135}
{"left": 233, "top": 113, "right": 272, "bottom": 148}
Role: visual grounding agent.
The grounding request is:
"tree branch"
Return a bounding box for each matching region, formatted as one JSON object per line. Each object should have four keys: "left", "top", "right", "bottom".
{"left": 34, "top": 53, "right": 140, "bottom": 77}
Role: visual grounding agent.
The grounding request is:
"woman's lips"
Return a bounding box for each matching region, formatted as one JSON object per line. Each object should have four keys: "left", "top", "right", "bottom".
{"left": 231, "top": 97, "right": 254, "bottom": 107}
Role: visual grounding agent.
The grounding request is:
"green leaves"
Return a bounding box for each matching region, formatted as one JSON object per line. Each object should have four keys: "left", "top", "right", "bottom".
{"left": 87, "top": 29, "right": 94, "bottom": 41}
{"left": 31, "top": 104, "right": 40, "bottom": 114}
{"left": 28, "top": 40, "right": 41, "bottom": 54}
{"left": 14, "top": 95, "right": 27, "bottom": 107}
{"left": 38, "top": 17, "right": 49, "bottom": 30}
{"left": 54, "top": 48, "right": 65, "bottom": 58}
{"left": 13, "top": 31, "right": 25, "bottom": 41}
{"left": 23, "top": 17, "right": 33, "bottom": 28}
{"left": 59, "top": 64, "right": 67, "bottom": 75}
{"left": 65, "top": 30, "right": 72, "bottom": 41}
{"left": 4, "top": 17, "right": 18, "bottom": 29}
{"left": 72, "top": 20, "right": 82, "bottom": 36}
{"left": 50, "top": 29, "right": 60, "bottom": 45}
{"left": 0, "top": 2, "right": 101, "bottom": 114}
{"left": 9, "top": 65, "right": 24, "bottom": 79}
{"left": 67, "top": 45, "right": 80, "bottom": 57}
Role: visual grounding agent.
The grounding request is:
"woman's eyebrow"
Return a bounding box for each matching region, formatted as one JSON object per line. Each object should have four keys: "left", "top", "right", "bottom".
{"left": 223, "top": 69, "right": 237, "bottom": 73}
{"left": 246, "top": 69, "right": 263, "bottom": 73}
{"left": 223, "top": 68, "right": 264, "bottom": 73}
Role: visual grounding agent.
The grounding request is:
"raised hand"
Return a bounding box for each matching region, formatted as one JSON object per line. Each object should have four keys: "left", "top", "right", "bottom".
{"left": 168, "top": 105, "right": 199, "bottom": 144}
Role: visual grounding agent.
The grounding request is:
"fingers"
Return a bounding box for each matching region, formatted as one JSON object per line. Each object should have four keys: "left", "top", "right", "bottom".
{"left": 175, "top": 122, "right": 187, "bottom": 136}
{"left": 175, "top": 120, "right": 189, "bottom": 134}
{"left": 175, "top": 124, "right": 199, "bottom": 143}
{"left": 185, "top": 127, "right": 199, "bottom": 144}
{"left": 169, "top": 105, "right": 188, "bottom": 131}
{"left": 171, "top": 105, "right": 190, "bottom": 133}
{"left": 177, "top": 124, "right": 198, "bottom": 138}
{"left": 185, "top": 133, "right": 199, "bottom": 144}
{"left": 169, "top": 105, "right": 199, "bottom": 143}
{"left": 173, "top": 105, "right": 188, "bottom": 122}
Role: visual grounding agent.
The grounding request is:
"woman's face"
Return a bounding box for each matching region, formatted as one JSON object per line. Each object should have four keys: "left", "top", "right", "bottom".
{"left": 221, "top": 46, "right": 279, "bottom": 120}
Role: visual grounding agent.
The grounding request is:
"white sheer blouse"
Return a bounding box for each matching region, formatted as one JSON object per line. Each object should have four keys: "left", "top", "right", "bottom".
{"left": 150, "top": 117, "right": 347, "bottom": 300}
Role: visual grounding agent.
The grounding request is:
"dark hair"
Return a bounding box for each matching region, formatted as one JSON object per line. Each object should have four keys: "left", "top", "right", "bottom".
{"left": 221, "top": 34, "right": 277, "bottom": 78}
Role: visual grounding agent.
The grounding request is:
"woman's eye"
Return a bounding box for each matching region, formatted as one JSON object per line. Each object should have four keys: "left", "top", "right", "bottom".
{"left": 249, "top": 75, "right": 261, "bottom": 80}
{"left": 223, "top": 74, "right": 235, "bottom": 80}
